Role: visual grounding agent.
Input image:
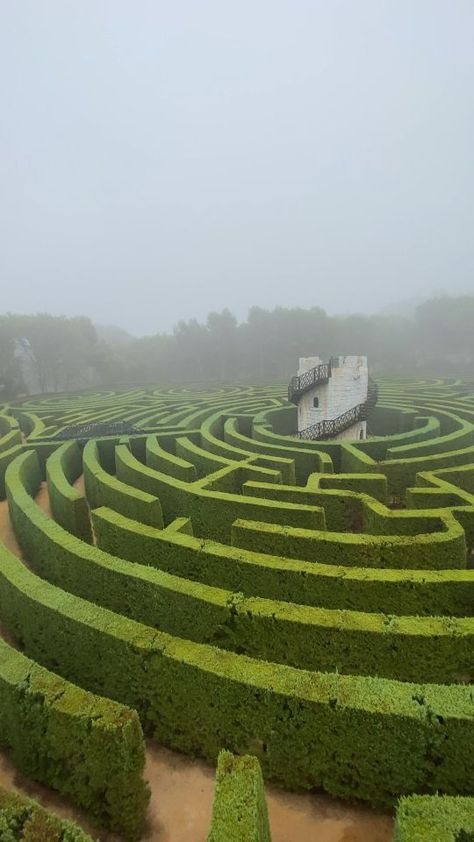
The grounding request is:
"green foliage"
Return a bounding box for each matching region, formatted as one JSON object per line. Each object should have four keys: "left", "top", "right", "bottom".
{"left": 2, "top": 375, "right": 474, "bottom": 825}
{"left": 394, "top": 795, "right": 474, "bottom": 841}
{"left": 46, "top": 442, "right": 93, "bottom": 543}
{"left": 0, "top": 785, "right": 93, "bottom": 840}
{"left": 207, "top": 751, "right": 271, "bottom": 842}
{"left": 0, "top": 639, "right": 148, "bottom": 840}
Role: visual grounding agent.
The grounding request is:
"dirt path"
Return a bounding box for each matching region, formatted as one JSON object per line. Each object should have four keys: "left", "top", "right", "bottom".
{"left": 74, "top": 474, "right": 86, "bottom": 494}
{"left": 142, "top": 744, "right": 393, "bottom": 842}
{"left": 0, "top": 489, "right": 394, "bottom": 841}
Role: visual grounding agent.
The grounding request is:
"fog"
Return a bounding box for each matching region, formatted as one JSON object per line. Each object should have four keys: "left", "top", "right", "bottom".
{"left": 1, "top": 1, "right": 473, "bottom": 335}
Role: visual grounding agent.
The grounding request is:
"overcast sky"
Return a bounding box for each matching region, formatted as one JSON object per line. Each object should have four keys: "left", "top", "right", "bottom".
{"left": 1, "top": 1, "right": 473, "bottom": 335}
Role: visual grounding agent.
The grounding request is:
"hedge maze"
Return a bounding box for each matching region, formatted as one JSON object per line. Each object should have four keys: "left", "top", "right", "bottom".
{"left": 0, "top": 379, "right": 473, "bottom": 839}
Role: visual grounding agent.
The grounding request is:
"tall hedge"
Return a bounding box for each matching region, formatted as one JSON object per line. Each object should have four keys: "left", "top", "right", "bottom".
{"left": 0, "top": 786, "right": 93, "bottom": 841}
{"left": 0, "top": 539, "right": 471, "bottom": 808}
{"left": 394, "top": 795, "right": 474, "bottom": 841}
{"left": 0, "top": 636, "right": 148, "bottom": 840}
{"left": 207, "top": 751, "right": 271, "bottom": 842}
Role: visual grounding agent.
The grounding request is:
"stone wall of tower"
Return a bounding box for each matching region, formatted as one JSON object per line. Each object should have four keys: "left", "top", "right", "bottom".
{"left": 296, "top": 355, "right": 368, "bottom": 440}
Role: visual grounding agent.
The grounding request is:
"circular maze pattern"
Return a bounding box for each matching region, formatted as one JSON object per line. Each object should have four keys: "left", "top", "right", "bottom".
{"left": 0, "top": 379, "right": 473, "bottom": 839}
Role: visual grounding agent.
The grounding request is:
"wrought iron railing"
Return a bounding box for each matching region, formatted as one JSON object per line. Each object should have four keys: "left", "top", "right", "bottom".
{"left": 52, "top": 420, "right": 141, "bottom": 444}
{"left": 288, "top": 362, "right": 331, "bottom": 404}
{"left": 297, "top": 401, "right": 368, "bottom": 440}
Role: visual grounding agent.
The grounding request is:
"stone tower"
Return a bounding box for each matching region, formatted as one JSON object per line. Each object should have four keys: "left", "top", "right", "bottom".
{"left": 289, "top": 355, "right": 369, "bottom": 440}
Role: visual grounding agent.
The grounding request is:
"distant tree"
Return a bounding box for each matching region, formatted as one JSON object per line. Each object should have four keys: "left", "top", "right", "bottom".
{"left": 2, "top": 294, "right": 474, "bottom": 394}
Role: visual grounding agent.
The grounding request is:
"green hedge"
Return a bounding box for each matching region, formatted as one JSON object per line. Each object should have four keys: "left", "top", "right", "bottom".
{"left": 207, "top": 751, "right": 271, "bottom": 842}
{"left": 200, "top": 414, "right": 296, "bottom": 484}
{"left": 90, "top": 511, "right": 474, "bottom": 684}
{"left": 231, "top": 516, "right": 467, "bottom": 571}
{"left": 379, "top": 443, "right": 474, "bottom": 496}
{"left": 92, "top": 503, "right": 473, "bottom": 618}
{"left": 0, "top": 445, "right": 22, "bottom": 499}
{"left": 116, "top": 443, "right": 325, "bottom": 540}
{"left": 394, "top": 795, "right": 474, "bottom": 841}
{"left": 146, "top": 434, "right": 198, "bottom": 481}
{"left": 317, "top": 471, "right": 388, "bottom": 503}
{"left": 46, "top": 442, "right": 92, "bottom": 543}
{"left": 7, "top": 451, "right": 472, "bottom": 683}
{"left": 0, "top": 636, "right": 148, "bottom": 840}
{"left": 223, "top": 417, "right": 323, "bottom": 484}
{"left": 0, "top": 786, "right": 93, "bottom": 841}
{"left": 0, "top": 414, "right": 22, "bottom": 454}
{"left": 0, "top": 537, "right": 471, "bottom": 807}
{"left": 242, "top": 480, "right": 357, "bottom": 531}
{"left": 83, "top": 439, "right": 164, "bottom": 527}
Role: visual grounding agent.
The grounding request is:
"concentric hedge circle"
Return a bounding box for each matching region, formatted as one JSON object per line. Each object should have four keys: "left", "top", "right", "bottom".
{"left": 0, "top": 378, "right": 473, "bottom": 835}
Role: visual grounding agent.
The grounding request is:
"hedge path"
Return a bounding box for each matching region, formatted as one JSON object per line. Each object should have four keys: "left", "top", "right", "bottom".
{"left": 0, "top": 379, "right": 472, "bottom": 837}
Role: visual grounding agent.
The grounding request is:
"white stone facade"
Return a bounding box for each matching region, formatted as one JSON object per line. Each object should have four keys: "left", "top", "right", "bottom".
{"left": 296, "top": 355, "right": 368, "bottom": 440}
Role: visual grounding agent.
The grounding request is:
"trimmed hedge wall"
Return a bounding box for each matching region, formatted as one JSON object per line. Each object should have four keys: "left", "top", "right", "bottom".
{"left": 89, "top": 510, "right": 474, "bottom": 684}
{"left": 231, "top": 517, "right": 467, "bottom": 571}
{"left": 91, "top": 503, "right": 473, "bottom": 618}
{"left": 6, "top": 379, "right": 474, "bottom": 824}
{"left": 200, "top": 414, "right": 296, "bottom": 484}
{"left": 0, "top": 537, "right": 471, "bottom": 807}
{"left": 0, "top": 786, "right": 93, "bottom": 841}
{"left": 394, "top": 795, "right": 474, "bottom": 841}
{"left": 46, "top": 441, "right": 92, "bottom": 543}
{"left": 146, "top": 434, "right": 198, "bottom": 481}
{"left": 0, "top": 445, "right": 22, "bottom": 499}
{"left": 7, "top": 452, "right": 473, "bottom": 683}
{"left": 0, "top": 636, "right": 148, "bottom": 839}
{"left": 115, "top": 444, "right": 325, "bottom": 540}
{"left": 83, "top": 439, "right": 164, "bottom": 527}
{"left": 207, "top": 751, "right": 271, "bottom": 842}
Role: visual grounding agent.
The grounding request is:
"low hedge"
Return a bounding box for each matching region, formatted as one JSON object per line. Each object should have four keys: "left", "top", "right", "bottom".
{"left": 0, "top": 636, "right": 148, "bottom": 840}
{"left": 116, "top": 444, "right": 325, "bottom": 540}
{"left": 200, "top": 414, "right": 296, "bottom": 485}
{"left": 46, "top": 442, "right": 92, "bottom": 543}
{"left": 146, "top": 435, "right": 197, "bottom": 481}
{"left": 242, "top": 479, "right": 359, "bottom": 531}
{"left": 0, "top": 415, "right": 22, "bottom": 454}
{"left": 394, "top": 795, "right": 474, "bottom": 841}
{"left": 0, "top": 538, "right": 471, "bottom": 807}
{"left": 83, "top": 439, "right": 164, "bottom": 527}
{"left": 176, "top": 434, "right": 234, "bottom": 476}
{"left": 207, "top": 751, "right": 271, "bottom": 842}
{"left": 0, "top": 445, "right": 22, "bottom": 499}
{"left": 0, "top": 786, "right": 93, "bottom": 841}
{"left": 231, "top": 517, "right": 467, "bottom": 571}
{"left": 316, "top": 471, "right": 388, "bottom": 503}
{"left": 92, "top": 504, "right": 474, "bottom": 618}
{"left": 379, "top": 443, "right": 474, "bottom": 496}
{"left": 11, "top": 412, "right": 45, "bottom": 440}
{"left": 223, "top": 417, "right": 323, "bottom": 484}
{"left": 7, "top": 451, "right": 472, "bottom": 683}
{"left": 387, "top": 411, "right": 474, "bottom": 459}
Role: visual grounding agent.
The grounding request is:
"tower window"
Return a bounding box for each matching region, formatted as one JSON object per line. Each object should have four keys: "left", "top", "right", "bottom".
{"left": 313, "top": 397, "right": 319, "bottom": 408}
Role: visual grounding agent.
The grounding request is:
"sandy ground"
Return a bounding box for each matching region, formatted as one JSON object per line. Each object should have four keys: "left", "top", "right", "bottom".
{"left": 74, "top": 474, "right": 86, "bottom": 494}
{"left": 0, "top": 487, "right": 394, "bottom": 841}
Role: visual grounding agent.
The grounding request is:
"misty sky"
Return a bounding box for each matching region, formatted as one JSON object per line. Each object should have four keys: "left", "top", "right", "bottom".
{"left": 1, "top": 2, "right": 473, "bottom": 335}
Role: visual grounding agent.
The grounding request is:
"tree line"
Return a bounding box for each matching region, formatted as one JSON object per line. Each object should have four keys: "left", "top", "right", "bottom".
{"left": 1, "top": 295, "right": 473, "bottom": 397}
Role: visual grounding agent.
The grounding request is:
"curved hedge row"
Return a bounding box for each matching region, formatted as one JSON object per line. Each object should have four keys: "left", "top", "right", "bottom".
{"left": 0, "top": 379, "right": 473, "bottom": 835}
{"left": 46, "top": 441, "right": 92, "bottom": 542}
{"left": 207, "top": 755, "right": 474, "bottom": 842}
{"left": 0, "top": 786, "right": 93, "bottom": 841}
{"left": 7, "top": 451, "right": 473, "bottom": 683}
{"left": 394, "top": 795, "right": 474, "bottom": 841}
{"left": 0, "top": 635, "right": 148, "bottom": 839}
